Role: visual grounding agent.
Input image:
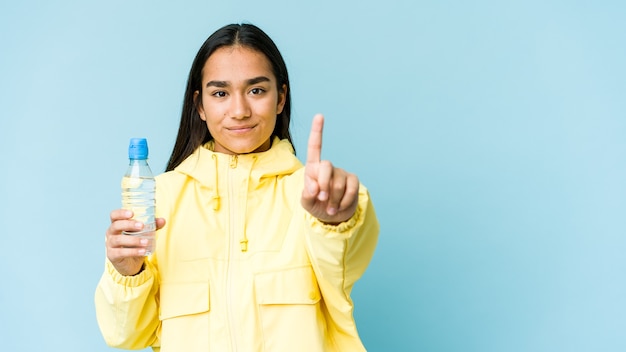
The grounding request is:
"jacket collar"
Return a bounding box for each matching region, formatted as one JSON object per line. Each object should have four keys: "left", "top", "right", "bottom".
{"left": 174, "top": 137, "right": 303, "bottom": 188}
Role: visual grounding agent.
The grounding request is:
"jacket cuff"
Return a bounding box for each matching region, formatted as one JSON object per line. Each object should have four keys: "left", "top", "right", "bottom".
{"left": 105, "top": 259, "right": 153, "bottom": 287}
{"left": 314, "top": 205, "right": 362, "bottom": 233}
{"left": 306, "top": 191, "right": 367, "bottom": 240}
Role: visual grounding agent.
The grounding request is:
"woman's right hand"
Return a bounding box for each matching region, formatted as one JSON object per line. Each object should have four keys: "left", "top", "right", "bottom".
{"left": 105, "top": 209, "right": 166, "bottom": 276}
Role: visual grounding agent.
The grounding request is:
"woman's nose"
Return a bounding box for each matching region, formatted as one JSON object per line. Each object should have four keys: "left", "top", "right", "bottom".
{"left": 229, "top": 93, "right": 251, "bottom": 119}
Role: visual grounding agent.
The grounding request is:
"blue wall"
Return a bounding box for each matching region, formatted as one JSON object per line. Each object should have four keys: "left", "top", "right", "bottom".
{"left": 1, "top": 1, "right": 624, "bottom": 351}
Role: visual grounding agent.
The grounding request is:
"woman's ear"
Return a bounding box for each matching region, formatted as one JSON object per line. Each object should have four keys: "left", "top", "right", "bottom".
{"left": 194, "top": 90, "right": 207, "bottom": 121}
{"left": 276, "top": 84, "right": 287, "bottom": 114}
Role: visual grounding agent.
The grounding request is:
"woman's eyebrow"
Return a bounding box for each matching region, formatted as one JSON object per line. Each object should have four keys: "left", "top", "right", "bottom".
{"left": 205, "top": 76, "right": 271, "bottom": 88}
{"left": 206, "top": 80, "right": 228, "bottom": 88}
{"left": 246, "top": 76, "right": 271, "bottom": 85}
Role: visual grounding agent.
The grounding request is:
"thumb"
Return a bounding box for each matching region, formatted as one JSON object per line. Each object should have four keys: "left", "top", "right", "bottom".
{"left": 303, "top": 172, "right": 319, "bottom": 199}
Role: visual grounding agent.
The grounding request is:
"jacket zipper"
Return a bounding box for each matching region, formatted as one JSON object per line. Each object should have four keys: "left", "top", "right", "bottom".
{"left": 226, "top": 155, "right": 239, "bottom": 351}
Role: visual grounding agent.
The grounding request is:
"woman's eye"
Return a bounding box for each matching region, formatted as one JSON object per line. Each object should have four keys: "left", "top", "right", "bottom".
{"left": 212, "top": 91, "right": 227, "bottom": 98}
{"left": 250, "top": 88, "right": 265, "bottom": 95}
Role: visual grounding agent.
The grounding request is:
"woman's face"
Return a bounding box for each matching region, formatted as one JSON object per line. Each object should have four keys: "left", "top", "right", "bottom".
{"left": 195, "top": 45, "right": 286, "bottom": 155}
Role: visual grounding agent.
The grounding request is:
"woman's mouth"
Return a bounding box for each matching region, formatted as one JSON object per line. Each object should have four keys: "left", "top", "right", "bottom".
{"left": 228, "top": 125, "right": 256, "bottom": 133}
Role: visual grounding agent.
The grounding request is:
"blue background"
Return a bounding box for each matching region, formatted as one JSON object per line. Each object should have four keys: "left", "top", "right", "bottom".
{"left": 1, "top": 1, "right": 624, "bottom": 351}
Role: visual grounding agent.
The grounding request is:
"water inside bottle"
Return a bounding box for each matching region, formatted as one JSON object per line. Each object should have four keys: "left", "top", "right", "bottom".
{"left": 121, "top": 176, "right": 156, "bottom": 255}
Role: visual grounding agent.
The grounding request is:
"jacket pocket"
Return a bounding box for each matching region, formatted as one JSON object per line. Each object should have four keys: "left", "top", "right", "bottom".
{"left": 159, "top": 281, "right": 211, "bottom": 351}
{"left": 254, "top": 266, "right": 326, "bottom": 351}
{"left": 159, "top": 281, "right": 210, "bottom": 320}
{"left": 254, "top": 265, "right": 321, "bottom": 304}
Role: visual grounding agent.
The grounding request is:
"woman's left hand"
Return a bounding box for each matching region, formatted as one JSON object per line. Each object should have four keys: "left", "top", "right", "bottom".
{"left": 301, "top": 114, "right": 359, "bottom": 224}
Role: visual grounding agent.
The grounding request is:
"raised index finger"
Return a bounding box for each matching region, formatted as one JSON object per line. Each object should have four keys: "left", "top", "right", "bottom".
{"left": 306, "top": 114, "right": 325, "bottom": 164}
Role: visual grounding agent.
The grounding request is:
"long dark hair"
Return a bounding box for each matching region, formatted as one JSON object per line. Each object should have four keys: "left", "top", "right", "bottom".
{"left": 165, "top": 23, "right": 293, "bottom": 171}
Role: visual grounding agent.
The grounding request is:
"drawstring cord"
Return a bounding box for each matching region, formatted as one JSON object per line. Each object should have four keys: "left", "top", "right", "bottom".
{"left": 211, "top": 154, "right": 220, "bottom": 211}
{"left": 212, "top": 153, "right": 256, "bottom": 253}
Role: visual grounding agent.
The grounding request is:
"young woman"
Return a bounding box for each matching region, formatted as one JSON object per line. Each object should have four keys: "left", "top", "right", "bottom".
{"left": 95, "top": 23, "right": 379, "bottom": 352}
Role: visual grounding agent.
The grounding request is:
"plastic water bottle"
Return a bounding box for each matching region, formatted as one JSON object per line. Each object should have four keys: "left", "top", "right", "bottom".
{"left": 121, "top": 138, "right": 156, "bottom": 255}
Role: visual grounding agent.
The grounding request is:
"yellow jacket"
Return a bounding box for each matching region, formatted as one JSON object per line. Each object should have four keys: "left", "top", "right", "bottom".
{"left": 95, "top": 138, "right": 379, "bottom": 352}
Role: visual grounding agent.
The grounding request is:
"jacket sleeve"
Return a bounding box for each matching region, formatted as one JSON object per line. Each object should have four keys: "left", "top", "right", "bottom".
{"left": 302, "top": 184, "right": 380, "bottom": 347}
{"left": 94, "top": 258, "right": 161, "bottom": 349}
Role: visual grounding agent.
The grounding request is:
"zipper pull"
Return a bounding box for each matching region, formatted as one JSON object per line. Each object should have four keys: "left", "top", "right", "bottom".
{"left": 240, "top": 238, "right": 248, "bottom": 252}
{"left": 230, "top": 155, "right": 238, "bottom": 168}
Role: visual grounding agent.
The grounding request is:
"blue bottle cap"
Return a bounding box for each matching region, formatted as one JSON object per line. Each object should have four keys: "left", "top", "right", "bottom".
{"left": 128, "top": 138, "right": 149, "bottom": 159}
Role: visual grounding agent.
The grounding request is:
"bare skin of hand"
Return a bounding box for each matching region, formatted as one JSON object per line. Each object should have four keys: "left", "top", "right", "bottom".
{"left": 301, "top": 114, "right": 359, "bottom": 224}
{"left": 105, "top": 209, "right": 166, "bottom": 276}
